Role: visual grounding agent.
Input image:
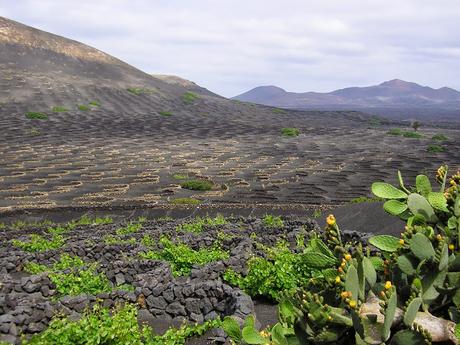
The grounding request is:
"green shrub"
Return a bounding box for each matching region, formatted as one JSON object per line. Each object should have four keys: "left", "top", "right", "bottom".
{"left": 387, "top": 128, "right": 402, "bottom": 135}
{"left": 182, "top": 91, "right": 199, "bottom": 104}
{"left": 89, "top": 101, "right": 101, "bottom": 106}
{"left": 77, "top": 104, "right": 90, "bottom": 111}
{"left": 369, "top": 117, "right": 382, "bottom": 126}
{"left": 169, "top": 198, "right": 202, "bottom": 205}
{"left": 25, "top": 112, "right": 48, "bottom": 120}
{"left": 427, "top": 144, "right": 445, "bottom": 153}
{"left": 263, "top": 214, "right": 284, "bottom": 228}
{"left": 139, "top": 236, "right": 229, "bottom": 276}
{"left": 24, "top": 254, "right": 85, "bottom": 274}
{"left": 104, "top": 234, "right": 136, "bottom": 245}
{"left": 127, "top": 87, "right": 155, "bottom": 95}
{"left": 432, "top": 133, "right": 448, "bottom": 141}
{"left": 402, "top": 131, "right": 422, "bottom": 138}
{"left": 116, "top": 222, "right": 142, "bottom": 235}
{"left": 12, "top": 234, "right": 64, "bottom": 252}
{"left": 172, "top": 174, "right": 189, "bottom": 180}
{"left": 24, "top": 303, "right": 221, "bottom": 345}
{"left": 159, "top": 111, "right": 172, "bottom": 116}
{"left": 281, "top": 127, "right": 300, "bottom": 137}
{"left": 223, "top": 241, "right": 314, "bottom": 300}
{"left": 49, "top": 264, "right": 111, "bottom": 296}
{"left": 52, "top": 106, "right": 68, "bottom": 112}
{"left": 272, "top": 108, "right": 286, "bottom": 114}
{"left": 176, "top": 215, "right": 227, "bottom": 233}
{"left": 180, "top": 179, "right": 213, "bottom": 191}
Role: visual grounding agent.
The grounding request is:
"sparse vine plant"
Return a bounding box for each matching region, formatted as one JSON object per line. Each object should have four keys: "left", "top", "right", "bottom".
{"left": 223, "top": 165, "right": 460, "bottom": 345}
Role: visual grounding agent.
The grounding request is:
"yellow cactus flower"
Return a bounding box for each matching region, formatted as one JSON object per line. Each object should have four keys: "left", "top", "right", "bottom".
{"left": 335, "top": 276, "right": 341, "bottom": 284}
{"left": 449, "top": 244, "right": 455, "bottom": 251}
{"left": 399, "top": 239, "right": 404, "bottom": 245}
{"left": 326, "top": 214, "right": 336, "bottom": 226}
{"left": 344, "top": 254, "right": 352, "bottom": 261}
{"left": 340, "top": 291, "right": 349, "bottom": 299}
{"left": 349, "top": 300, "right": 357, "bottom": 308}
{"left": 384, "top": 281, "right": 392, "bottom": 290}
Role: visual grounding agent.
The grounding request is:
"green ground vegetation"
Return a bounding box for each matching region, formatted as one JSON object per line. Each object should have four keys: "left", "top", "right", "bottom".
{"left": 281, "top": 127, "right": 300, "bottom": 137}
{"left": 25, "top": 112, "right": 48, "bottom": 120}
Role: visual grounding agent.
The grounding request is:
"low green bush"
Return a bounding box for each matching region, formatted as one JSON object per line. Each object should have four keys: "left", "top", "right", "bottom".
{"left": 181, "top": 179, "right": 213, "bottom": 191}
{"left": 24, "top": 254, "right": 85, "bottom": 274}
{"left": 12, "top": 234, "right": 64, "bottom": 252}
{"left": 176, "top": 215, "right": 227, "bottom": 233}
{"left": 78, "top": 104, "right": 90, "bottom": 111}
{"left": 49, "top": 264, "right": 111, "bottom": 296}
{"left": 127, "top": 87, "right": 155, "bottom": 95}
{"left": 281, "top": 127, "right": 300, "bottom": 137}
{"left": 52, "top": 106, "right": 69, "bottom": 112}
{"left": 387, "top": 128, "right": 402, "bottom": 135}
{"left": 402, "top": 131, "right": 422, "bottom": 138}
{"left": 262, "top": 214, "right": 284, "bottom": 228}
{"left": 89, "top": 100, "right": 101, "bottom": 106}
{"left": 223, "top": 241, "right": 315, "bottom": 300}
{"left": 25, "top": 112, "right": 48, "bottom": 120}
{"left": 159, "top": 111, "right": 172, "bottom": 116}
{"left": 432, "top": 133, "right": 448, "bottom": 141}
{"left": 427, "top": 144, "right": 445, "bottom": 153}
{"left": 23, "top": 303, "right": 221, "bottom": 345}
{"left": 169, "top": 197, "right": 202, "bottom": 205}
{"left": 139, "top": 236, "right": 229, "bottom": 276}
{"left": 182, "top": 91, "right": 199, "bottom": 104}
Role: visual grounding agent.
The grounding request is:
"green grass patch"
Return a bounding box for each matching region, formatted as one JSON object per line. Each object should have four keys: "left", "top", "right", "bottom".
{"left": 281, "top": 127, "right": 300, "bottom": 137}
{"left": 427, "top": 144, "right": 445, "bottom": 153}
{"left": 25, "top": 112, "right": 48, "bottom": 120}
{"left": 272, "top": 108, "right": 286, "bottom": 114}
{"left": 89, "top": 101, "right": 101, "bottom": 107}
{"left": 52, "top": 106, "right": 69, "bottom": 113}
{"left": 181, "top": 179, "right": 213, "bottom": 191}
{"left": 387, "top": 128, "right": 402, "bottom": 135}
{"left": 176, "top": 215, "right": 227, "bottom": 233}
{"left": 432, "top": 134, "right": 448, "bottom": 141}
{"left": 262, "top": 214, "right": 284, "bottom": 228}
{"left": 139, "top": 236, "right": 229, "bottom": 276}
{"left": 12, "top": 234, "right": 64, "bottom": 252}
{"left": 77, "top": 104, "right": 90, "bottom": 111}
{"left": 402, "top": 131, "right": 422, "bottom": 138}
{"left": 169, "top": 198, "right": 202, "bottom": 205}
{"left": 159, "top": 110, "right": 172, "bottom": 117}
{"left": 182, "top": 91, "right": 199, "bottom": 104}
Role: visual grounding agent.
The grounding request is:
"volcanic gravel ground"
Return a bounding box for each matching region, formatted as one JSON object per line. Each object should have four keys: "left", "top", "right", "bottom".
{"left": 1, "top": 79, "right": 458, "bottom": 213}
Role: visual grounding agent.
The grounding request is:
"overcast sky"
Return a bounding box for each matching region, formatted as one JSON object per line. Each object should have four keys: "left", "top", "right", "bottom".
{"left": 1, "top": 0, "right": 459, "bottom": 97}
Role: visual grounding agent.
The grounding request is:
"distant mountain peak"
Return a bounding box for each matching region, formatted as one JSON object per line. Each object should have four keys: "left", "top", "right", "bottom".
{"left": 233, "top": 79, "right": 460, "bottom": 109}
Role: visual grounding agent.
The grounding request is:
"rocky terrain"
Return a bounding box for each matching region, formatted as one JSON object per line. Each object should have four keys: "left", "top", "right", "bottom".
{"left": 0, "top": 215, "right": 332, "bottom": 344}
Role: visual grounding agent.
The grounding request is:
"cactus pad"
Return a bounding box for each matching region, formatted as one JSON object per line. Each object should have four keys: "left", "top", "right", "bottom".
{"left": 383, "top": 200, "right": 408, "bottom": 216}
{"left": 371, "top": 182, "right": 408, "bottom": 199}
{"left": 368, "top": 235, "right": 400, "bottom": 252}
